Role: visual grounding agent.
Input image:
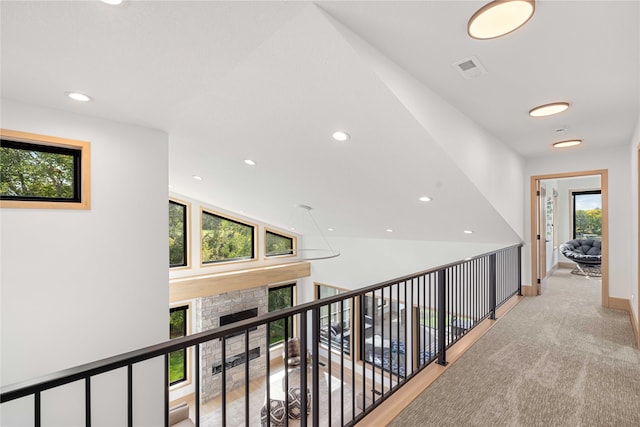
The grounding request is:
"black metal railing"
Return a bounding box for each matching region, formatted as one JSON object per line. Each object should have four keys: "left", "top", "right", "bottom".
{"left": 1, "top": 244, "right": 522, "bottom": 426}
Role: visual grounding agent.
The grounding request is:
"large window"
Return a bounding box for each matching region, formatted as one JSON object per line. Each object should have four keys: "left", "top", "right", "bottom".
{"left": 169, "top": 305, "right": 188, "bottom": 386}
{"left": 0, "top": 129, "right": 90, "bottom": 209}
{"left": 361, "top": 294, "right": 406, "bottom": 377}
{"left": 268, "top": 284, "right": 295, "bottom": 346}
{"left": 572, "top": 190, "right": 602, "bottom": 239}
{"left": 316, "top": 284, "right": 351, "bottom": 356}
{"left": 265, "top": 230, "right": 295, "bottom": 257}
{"left": 169, "top": 200, "right": 189, "bottom": 268}
{"left": 201, "top": 210, "right": 255, "bottom": 264}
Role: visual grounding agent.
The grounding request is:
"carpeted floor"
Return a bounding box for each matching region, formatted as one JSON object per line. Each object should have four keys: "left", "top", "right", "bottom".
{"left": 390, "top": 268, "right": 640, "bottom": 427}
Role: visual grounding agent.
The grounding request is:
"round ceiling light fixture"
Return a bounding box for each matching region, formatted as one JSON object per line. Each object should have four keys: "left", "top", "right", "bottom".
{"left": 468, "top": 0, "right": 535, "bottom": 40}
{"left": 332, "top": 130, "right": 350, "bottom": 142}
{"left": 65, "top": 92, "right": 92, "bottom": 102}
{"left": 529, "top": 102, "right": 570, "bottom": 117}
{"left": 244, "top": 159, "right": 256, "bottom": 166}
{"left": 552, "top": 139, "right": 582, "bottom": 148}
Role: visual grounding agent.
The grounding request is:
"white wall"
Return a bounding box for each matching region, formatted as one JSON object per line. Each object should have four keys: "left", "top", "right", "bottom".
{"left": 1, "top": 99, "right": 169, "bottom": 426}
{"left": 523, "top": 145, "right": 632, "bottom": 301}
{"left": 629, "top": 114, "right": 640, "bottom": 323}
{"left": 305, "top": 236, "right": 506, "bottom": 294}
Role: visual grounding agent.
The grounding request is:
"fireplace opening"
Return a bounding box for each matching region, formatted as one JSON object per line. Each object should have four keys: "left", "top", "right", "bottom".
{"left": 212, "top": 347, "right": 261, "bottom": 375}
{"left": 219, "top": 307, "right": 258, "bottom": 339}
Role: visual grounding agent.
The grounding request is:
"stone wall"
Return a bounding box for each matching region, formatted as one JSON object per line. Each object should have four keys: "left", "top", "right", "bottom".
{"left": 200, "top": 286, "right": 268, "bottom": 402}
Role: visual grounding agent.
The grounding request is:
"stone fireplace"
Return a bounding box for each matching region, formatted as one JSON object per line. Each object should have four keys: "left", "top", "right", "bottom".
{"left": 199, "top": 286, "right": 268, "bottom": 402}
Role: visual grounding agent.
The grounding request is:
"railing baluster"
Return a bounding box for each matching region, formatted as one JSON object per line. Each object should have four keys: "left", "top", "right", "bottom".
{"left": 300, "top": 314, "right": 308, "bottom": 427}
{"left": 127, "top": 364, "right": 133, "bottom": 427}
{"left": 244, "top": 329, "right": 249, "bottom": 427}
{"left": 35, "top": 391, "right": 41, "bottom": 427}
{"left": 221, "top": 337, "right": 226, "bottom": 427}
{"left": 490, "top": 253, "right": 497, "bottom": 320}
{"left": 312, "top": 307, "right": 320, "bottom": 427}
{"left": 85, "top": 376, "right": 91, "bottom": 427}
{"left": 327, "top": 302, "right": 332, "bottom": 426}
{"left": 164, "top": 354, "right": 169, "bottom": 427}
{"left": 195, "top": 344, "right": 200, "bottom": 427}
{"left": 265, "top": 322, "right": 271, "bottom": 427}
{"left": 437, "top": 269, "right": 447, "bottom": 366}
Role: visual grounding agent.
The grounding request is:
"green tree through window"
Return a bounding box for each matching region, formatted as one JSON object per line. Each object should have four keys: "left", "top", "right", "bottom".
{"left": 266, "top": 230, "right": 294, "bottom": 257}
{"left": 169, "top": 306, "right": 188, "bottom": 385}
{"left": 1, "top": 139, "right": 79, "bottom": 201}
{"left": 201, "top": 211, "right": 254, "bottom": 263}
{"left": 268, "top": 284, "right": 294, "bottom": 345}
{"left": 169, "top": 200, "right": 188, "bottom": 267}
{"left": 573, "top": 191, "right": 602, "bottom": 239}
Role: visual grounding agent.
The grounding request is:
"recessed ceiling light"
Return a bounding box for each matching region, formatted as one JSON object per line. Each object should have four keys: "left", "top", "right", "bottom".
{"left": 65, "top": 92, "right": 92, "bottom": 102}
{"left": 419, "top": 196, "right": 432, "bottom": 202}
{"left": 468, "top": 0, "right": 535, "bottom": 40}
{"left": 192, "top": 175, "right": 202, "bottom": 181}
{"left": 529, "top": 102, "right": 570, "bottom": 117}
{"left": 553, "top": 139, "right": 582, "bottom": 148}
{"left": 328, "top": 228, "right": 334, "bottom": 232}
{"left": 463, "top": 230, "right": 474, "bottom": 234}
{"left": 332, "top": 130, "right": 350, "bottom": 142}
{"left": 101, "top": 0, "right": 124, "bottom": 5}
{"left": 244, "top": 159, "right": 256, "bottom": 166}
{"left": 386, "top": 229, "right": 393, "bottom": 233}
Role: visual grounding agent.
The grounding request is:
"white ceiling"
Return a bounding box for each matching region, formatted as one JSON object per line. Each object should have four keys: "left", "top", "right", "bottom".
{"left": 1, "top": 1, "right": 638, "bottom": 244}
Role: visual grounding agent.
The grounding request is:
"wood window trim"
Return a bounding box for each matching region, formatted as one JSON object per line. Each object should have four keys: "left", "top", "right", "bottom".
{"left": 169, "top": 197, "right": 192, "bottom": 270}
{"left": 0, "top": 129, "right": 91, "bottom": 210}
{"left": 200, "top": 208, "right": 258, "bottom": 267}
{"left": 264, "top": 227, "right": 297, "bottom": 259}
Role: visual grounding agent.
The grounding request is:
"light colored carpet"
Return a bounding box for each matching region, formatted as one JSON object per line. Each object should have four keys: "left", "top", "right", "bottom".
{"left": 390, "top": 268, "right": 640, "bottom": 427}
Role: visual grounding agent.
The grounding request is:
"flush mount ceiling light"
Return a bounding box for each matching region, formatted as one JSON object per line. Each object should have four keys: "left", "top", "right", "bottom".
{"left": 332, "top": 130, "right": 350, "bottom": 142}
{"left": 244, "top": 159, "right": 256, "bottom": 166}
{"left": 553, "top": 139, "right": 582, "bottom": 148}
{"left": 65, "top": 92, "right": 92, "bottom": 102}
{"left": 529, "top": 102, "right": 570, "bottom": 117}
{"left": 468, "top": 0, "right": 535, "bottom": 40}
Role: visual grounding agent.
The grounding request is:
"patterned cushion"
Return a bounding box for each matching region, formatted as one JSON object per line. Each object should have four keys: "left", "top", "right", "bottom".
{"left": 260, "top": 399, "right": 286, "bottom": 427}
{"left": 286, "top": 387, "right": 310, "bottom": 420}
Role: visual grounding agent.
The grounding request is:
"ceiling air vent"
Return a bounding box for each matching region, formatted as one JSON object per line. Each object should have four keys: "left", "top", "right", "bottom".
{"left": 452, "top": 55, "right": 487, "bottom": 80}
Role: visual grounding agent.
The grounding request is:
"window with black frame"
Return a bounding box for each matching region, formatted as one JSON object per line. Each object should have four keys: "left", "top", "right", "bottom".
{"left": 169, "top": 200, "right": 188, "bottom": 268}
{"left": 361, "top": 294, "right": 406, "bottom": 377}
{"left": 1, "top": 139, "right": 81, "bottom": 202}
{"left": 265, "top": 230, "right": 295, "bottom": 257}
{"left": 268, "top": 283, "right": 295, "bottom": 346}
{"left": 572, "top": 190, "right": 602, "bottom": 239}
{"left": 201, "top": 210, "right": 255, "bottom": 264}
{"left": 169, "top": 306, "right": 188, "bottom": 386}
{"left": 316, "top": 285, "right": 351, "bottom": 356}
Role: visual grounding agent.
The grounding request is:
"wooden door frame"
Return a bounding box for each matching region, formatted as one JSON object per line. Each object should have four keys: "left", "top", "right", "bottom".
{"left": 530, "top": 169, "right": 609, "bottom": 307}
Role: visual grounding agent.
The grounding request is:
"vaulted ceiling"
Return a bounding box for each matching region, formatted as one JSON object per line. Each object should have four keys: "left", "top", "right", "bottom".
{"left": 2, "top": 1, "right": 638, "bottom": 244}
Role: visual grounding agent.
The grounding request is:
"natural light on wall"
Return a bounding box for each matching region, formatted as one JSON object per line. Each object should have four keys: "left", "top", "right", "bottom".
{"left": 468, "top": 0, "right": 535, "bottom": 40}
